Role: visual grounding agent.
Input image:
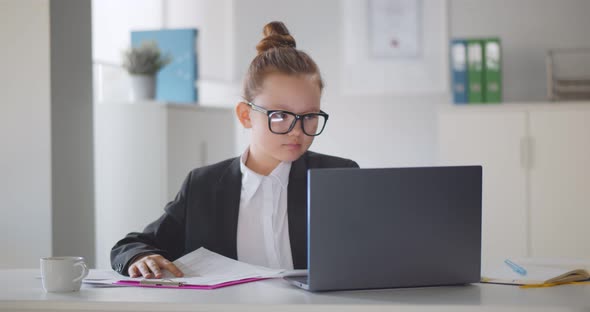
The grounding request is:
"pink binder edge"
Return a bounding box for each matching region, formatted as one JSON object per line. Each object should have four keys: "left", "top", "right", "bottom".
{"left": 113, "top": 277, "right": 268, "bottom": 290}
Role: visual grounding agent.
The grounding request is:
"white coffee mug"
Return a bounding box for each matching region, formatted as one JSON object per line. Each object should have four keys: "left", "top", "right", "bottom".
{"left": 40, "top": 256, "right": 89, "bottom": 292}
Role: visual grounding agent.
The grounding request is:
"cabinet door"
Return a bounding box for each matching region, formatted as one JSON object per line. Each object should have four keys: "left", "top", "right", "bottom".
{"left": 438, "top": 110, "right": 528, "bottom": 268}
{"left": 529, "top": 110, "right": 590, "bottom": 259}
{"left": 166, "top": 107, "right": 236, "bottom": 200}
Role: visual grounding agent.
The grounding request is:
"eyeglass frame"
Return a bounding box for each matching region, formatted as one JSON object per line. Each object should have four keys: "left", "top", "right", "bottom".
{"left": 246, "top": 102, "right": 329, "bottom": 136}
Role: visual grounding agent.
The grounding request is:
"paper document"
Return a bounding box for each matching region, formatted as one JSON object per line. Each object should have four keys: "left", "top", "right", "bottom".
{"left": 159, "top": 247, "right": 283, "bottom": 284}
{"left": 85, "top": 270, "right": 125, "bottom": 281}
{"left": 482, "top": 258, "right": 590, "bottom": 285}
{"left": 81, "top": 270, "right": 127, "bottom": 287}
{"left": 122, "top": 247, "right": 304, "bottom": 286}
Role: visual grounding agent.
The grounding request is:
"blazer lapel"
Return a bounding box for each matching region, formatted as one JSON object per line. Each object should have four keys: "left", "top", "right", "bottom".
{"left": 288, "top": 152, "right": 308, "bottom": 269}
{"left": 214, "top": 157, "right": 242, "bottom": 259}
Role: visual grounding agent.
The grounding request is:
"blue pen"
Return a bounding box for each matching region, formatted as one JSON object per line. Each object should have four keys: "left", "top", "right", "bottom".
{"left": 505, "top": 259, "right": 527, "bottom": 276}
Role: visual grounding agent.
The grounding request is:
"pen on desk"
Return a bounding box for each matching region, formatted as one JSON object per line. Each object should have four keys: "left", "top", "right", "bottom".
{"left": 505, "top": 259, "right": 527, "bottom": 276}
{"left": 139, "top": 279, "right": 185, "bottom": 287}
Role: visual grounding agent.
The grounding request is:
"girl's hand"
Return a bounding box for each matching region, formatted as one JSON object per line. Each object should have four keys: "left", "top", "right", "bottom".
{"left": 128, "top": 254, "right": 184, "bottom": 278}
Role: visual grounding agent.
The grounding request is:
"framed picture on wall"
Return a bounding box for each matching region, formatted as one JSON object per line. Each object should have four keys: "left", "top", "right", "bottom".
{"left": 341, "top": 0, "right": 448, "bottom": 95}
{"left": 368, "top": 0, "right": 422, "bottom": 58}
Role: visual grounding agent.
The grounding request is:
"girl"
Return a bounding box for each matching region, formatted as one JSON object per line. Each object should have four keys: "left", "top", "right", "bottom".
{"left": 111, "top": 21, "right": 359, "bottom": 279}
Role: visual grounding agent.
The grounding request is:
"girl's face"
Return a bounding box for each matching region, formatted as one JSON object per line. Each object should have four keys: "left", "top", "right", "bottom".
{"left": 245, "top": 73, "right": 322, "bottom": 165}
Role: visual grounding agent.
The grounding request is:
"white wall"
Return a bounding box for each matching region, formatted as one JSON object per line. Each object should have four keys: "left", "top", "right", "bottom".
{"left": 92, "top": 0, "right": 590, "bottom": 168}
{"left": 92, "top": 0, "right": 234, "bottom": 82}
{"left": 0, "top": 0, "right": 52, "bottom": 268}
{"left": 94, "top": 0, "right": 590, "bottom": 102}
{"left": 165, "top": 0, "right": 235, "bottom": 82}
{"left": 91, "top": 0, "right": 448, "bottom": 168}
{"left": 232, "top": 0, "right": 446, "bottom": 167}
{"left": 92, "top": 0, "right": 163, "bottom": 65}
{"left": 450, "top": 0, "right": 590, "bottom": 102}
{"left": 233, "top": 0, "right": 590, "bottom": 167}
{"left": 92, "top": 0, "right": 241, "bottom": 106}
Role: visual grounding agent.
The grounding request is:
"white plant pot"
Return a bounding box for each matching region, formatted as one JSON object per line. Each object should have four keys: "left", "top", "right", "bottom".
{"left": 129, "top": 74, "right": 156, "bottom": 101}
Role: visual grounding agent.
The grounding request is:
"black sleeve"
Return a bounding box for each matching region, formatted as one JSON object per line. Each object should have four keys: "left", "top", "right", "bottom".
{"left": 110, "top": 171, "right": 192, "bottom": 275}
{"left": 306, "top": 151, "right": 360, "bottom": 170}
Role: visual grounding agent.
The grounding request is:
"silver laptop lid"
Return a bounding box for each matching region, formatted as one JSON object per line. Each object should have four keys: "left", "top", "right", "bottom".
{"left": 306, "top": 166, "right": 482, "bottom": 291}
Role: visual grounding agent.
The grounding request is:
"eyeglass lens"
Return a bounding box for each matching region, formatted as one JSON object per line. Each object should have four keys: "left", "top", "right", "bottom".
{"left": 268, "top": 111, "right": 326, "bottom": 136}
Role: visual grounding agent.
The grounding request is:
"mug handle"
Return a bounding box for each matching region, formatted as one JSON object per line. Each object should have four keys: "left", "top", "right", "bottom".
{"left": 72, "top": 261, "right": 89, "bottom": 283}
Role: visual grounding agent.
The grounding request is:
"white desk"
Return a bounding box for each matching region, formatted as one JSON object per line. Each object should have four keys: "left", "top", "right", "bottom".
{"left": 0, "top": 269, "right": 588, "bottom": 312}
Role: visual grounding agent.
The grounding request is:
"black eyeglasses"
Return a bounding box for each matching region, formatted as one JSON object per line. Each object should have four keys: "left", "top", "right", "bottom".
{"left": 247, "top": 102, "right": 329, "bottom": 136}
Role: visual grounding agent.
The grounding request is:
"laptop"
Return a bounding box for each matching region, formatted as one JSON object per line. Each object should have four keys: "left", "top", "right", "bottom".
{"left": 285, "top": 166, "right": 482, "bottom": 291}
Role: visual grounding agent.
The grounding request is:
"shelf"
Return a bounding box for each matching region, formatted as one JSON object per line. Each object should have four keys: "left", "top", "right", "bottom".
{"left": 95, "top": 100, "right": 236, "bottom": 112}
{"left": 440, "top": 101, "right": 590, "bottom": 113}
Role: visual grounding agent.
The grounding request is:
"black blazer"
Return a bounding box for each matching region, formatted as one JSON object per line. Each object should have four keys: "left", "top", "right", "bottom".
{"left": 111, "top": 151, "right": 359, "bottom": 275}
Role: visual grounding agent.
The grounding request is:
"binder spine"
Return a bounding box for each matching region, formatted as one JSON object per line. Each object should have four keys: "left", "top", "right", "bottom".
{"left": 450, "top": 39, "right": 469, "bottom": 104}
{"left": 483, "top": 38, "right": 502, "bottom": 103}
{"left": 467, "top": 39, "right": 484, "bottom": 104}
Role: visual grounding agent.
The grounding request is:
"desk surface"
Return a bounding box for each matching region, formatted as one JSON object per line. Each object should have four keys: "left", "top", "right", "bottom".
{"left": 1, "top": 269, "right": 588, "bottom": 312}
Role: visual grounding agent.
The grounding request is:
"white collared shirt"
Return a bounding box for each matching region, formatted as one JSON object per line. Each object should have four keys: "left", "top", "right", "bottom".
{"left": 236, "top": 148, "right": 294, "bottom": 270}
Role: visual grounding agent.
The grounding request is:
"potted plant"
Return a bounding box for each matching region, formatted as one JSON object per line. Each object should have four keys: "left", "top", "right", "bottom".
{"left": 122, "top": 40, "right": 171, "bottom": 101}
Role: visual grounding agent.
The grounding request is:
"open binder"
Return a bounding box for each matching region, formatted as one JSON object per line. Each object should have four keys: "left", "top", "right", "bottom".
{"left": 108, "top": 248, "right": 305, "bottom": 290}
{"left": 113, "top": 277, "right": 267, "bottom": 290}
{"left": 481, "top": 258, "right": 590, "bottom": 287}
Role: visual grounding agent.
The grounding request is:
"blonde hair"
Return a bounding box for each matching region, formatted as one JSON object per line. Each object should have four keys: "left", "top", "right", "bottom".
{"left": 243, "top": 21, "right": 324, "bottom": 102}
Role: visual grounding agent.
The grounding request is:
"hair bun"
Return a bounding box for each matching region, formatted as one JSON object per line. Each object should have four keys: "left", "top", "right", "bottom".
{"left": 256, "top": 21, "right": 296, "bottom": 54}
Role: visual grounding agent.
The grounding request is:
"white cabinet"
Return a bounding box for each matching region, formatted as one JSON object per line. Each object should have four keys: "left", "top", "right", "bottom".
{"left": 438, "top": 110, "right": 529, "bottom": 268}
{"left": 437, "top": 102, "right": 590, "bottom": 267}
{"left": 166, "top": 106, "right": 237, "bottom": 200}
{"left": 528, "top": 110, "right": 590, "bottom": 258}
{"left": 94, "top": 101, "right": 236, "bottom": 269}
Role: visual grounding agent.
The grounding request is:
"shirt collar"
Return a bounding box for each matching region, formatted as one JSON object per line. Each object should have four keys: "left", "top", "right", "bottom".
{"left": 271, "top": 160, "right": 291, "bottom": 189}
{"left": 240, "top": 147, "right": 292, "bottom": 199}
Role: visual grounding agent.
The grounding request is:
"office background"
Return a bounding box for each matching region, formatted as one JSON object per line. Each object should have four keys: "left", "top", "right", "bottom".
{"left": 1, "top": 0, "right": 590, "bottom": 269}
